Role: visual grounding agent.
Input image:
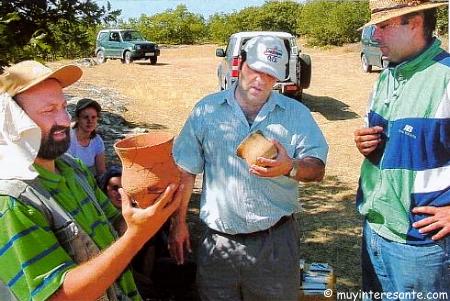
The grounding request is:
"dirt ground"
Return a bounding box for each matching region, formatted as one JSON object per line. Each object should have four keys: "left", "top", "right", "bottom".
{"left": 62, "top": 42, "right": 382, "bottom": 290}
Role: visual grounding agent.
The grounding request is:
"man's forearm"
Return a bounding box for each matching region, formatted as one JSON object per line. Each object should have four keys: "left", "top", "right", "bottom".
{"left": 49, "top": 231, "right": 146, "bottom": 301}
{"left": 173, "top": 170, "right": 196, "bottom": 223}
{"left": 289, "top": 157, "right": 325, "bottom": 182}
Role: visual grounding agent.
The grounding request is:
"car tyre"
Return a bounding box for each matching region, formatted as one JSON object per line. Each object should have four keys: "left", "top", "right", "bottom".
{"left": 96, "top": 50, "right": 106, "bottom": 64}
{"left": 150, "top": 57, "right": 157, "bottom": 65}
{"left": 122, "top": 51, "right": 132, "bottom": 64}
{"left": 361, "top": 53, "right": 372, "bottom": 73}
{"left": 295, "top": 88, "right": 303, "bottom": 101}
{"left": 298, "top": 53, "right": 312, "bottom": 89}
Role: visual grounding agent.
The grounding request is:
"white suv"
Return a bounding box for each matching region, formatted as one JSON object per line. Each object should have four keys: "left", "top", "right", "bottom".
{"left": 215, "top": 31, "right": 311, "bottom": 99}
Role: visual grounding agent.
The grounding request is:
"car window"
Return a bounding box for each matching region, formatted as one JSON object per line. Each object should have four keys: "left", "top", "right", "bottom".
{"left": 289, "top": 37, "right": 298, "bottom": 55}
{"left": 362, "top": 25, "right": 374, "bottom": 41}
{"left": 122, "top": 31, "right": 144, "bottom": 41}
{"left": 240, "top": 38, "right": 251, "bottom": 51}
{"left": 98, "top": 32, "right": 108, "bottom": 41}
{"left": 122, "top": 31, "right": 131, "bottom": 41}
{"left": 369, "top": 26, "right": 376, "bottom": 41}
{"left": 110, "top": 32, "right": 120, "bottom": 42}
{"left": 225, "top": 37, "right": 236, "bottom": 58}
{"left": 238, "top": 36, "right": 297, "bottom": 55}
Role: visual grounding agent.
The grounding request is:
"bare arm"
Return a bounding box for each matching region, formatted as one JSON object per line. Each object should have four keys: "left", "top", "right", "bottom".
{"left": 250, "top": 140, "right": 325, "bottom": 182}
{"left": 95, "top": 152, "right": 106, "bottom": 176}
{"left": 49, "top": 184, "right": 181, "bottom": 301}
{"left": 288, "top": 157, "right": 325, "bottom": 182}
{"left": 168, "top": 169, "right": 196, "bottom": 265}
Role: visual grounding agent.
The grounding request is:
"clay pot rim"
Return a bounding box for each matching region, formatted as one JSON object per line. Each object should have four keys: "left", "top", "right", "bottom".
{"left": 113, "top": 132, "right": 174, "bottom": 150}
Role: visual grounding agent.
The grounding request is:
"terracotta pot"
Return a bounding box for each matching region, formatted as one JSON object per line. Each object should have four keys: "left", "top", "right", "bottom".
{"left": 114, "top": 132, "right": 180, "bottom": 208}
{"left": 236, "top": 130, "right": 278, "bottom": 166}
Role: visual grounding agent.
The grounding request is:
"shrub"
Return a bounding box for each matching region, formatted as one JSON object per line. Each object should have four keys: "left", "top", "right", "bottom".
{"left": 298, "top": 0, "right": 370, "bottom": 46}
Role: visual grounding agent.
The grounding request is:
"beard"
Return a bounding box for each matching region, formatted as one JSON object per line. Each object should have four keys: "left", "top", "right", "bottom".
{"left": 37, "top": 125, "right": 70, "bottom": 160}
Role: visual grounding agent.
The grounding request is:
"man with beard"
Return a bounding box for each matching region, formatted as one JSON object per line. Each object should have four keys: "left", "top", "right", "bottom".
{"left": 0, "top": 60, "right": 181, "bottom": 301}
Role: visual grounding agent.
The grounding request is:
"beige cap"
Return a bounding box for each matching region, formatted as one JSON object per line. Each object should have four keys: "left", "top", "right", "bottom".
{"left": 0, "top": 60, "right": 82, "bottom": 97}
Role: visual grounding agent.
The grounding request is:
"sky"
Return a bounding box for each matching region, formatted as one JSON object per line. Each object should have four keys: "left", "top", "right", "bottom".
{"left": 94, "top": 0, "right": 275, "bottom": 20}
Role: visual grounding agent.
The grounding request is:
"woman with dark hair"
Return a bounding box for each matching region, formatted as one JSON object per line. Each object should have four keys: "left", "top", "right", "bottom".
{"left": 68, "top": 98, "right": 106, "bottom": 177}
{"left": 99, "top": 165, "right": 123, "bottom": 208}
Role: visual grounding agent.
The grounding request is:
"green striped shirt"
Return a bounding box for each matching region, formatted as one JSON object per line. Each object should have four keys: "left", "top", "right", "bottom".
{"left": 357, "top": 39, "right": 450, "bottom": 244}
{"left": 0, "top": 157, "right": 141, "bottom": 301}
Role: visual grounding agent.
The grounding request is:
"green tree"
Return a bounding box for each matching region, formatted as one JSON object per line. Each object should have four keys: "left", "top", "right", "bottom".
{"left": 0, "top": 12, "right": 24, "bottom": 65}
{"left": 436, "top": 6, "right": 448, "bottom": 36}
{"left": 0, "top": 0, "right": 120, "bottom": 66}
{"left": 207, "top": 1, "right": 301, "bottom": 44}
{"left": 129, "top": 5, "right": 206, "bottom": 44}
{"left": 207, "top": 13, "right": 236, "bottom": 44}
{"left": 232, "top": 7, "right": 263, "bottom": 31}
{"left": 258, "top": 1, "right": 302, "bottom": 34}
{"left": 298, "top": 0, "right": 369, "bottom": 46}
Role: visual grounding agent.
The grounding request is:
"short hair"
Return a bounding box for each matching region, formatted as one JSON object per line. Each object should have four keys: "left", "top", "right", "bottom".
{"left": 401, "top": 8, "right": 437, "bottom": 43}
{"left": 72, "top": 98, "right": 101, "bottom": 139}
{"left": 239, "top": 49, "right": 247, "bottom": 70}
{"left": 99, "top": 165, "right": 122, "bottom": 193}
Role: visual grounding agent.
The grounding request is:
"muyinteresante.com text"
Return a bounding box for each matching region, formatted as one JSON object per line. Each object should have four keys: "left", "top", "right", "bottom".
{"left": 330, "top": 290, "right": 448, "bottom": 300}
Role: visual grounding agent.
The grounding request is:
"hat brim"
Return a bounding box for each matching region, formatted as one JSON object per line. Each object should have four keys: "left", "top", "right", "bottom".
{"left": 362, "top": 2, "right": 447, "bottom": 28}
{"left": 76, "top": 99, "right": 102, "bottom": 114}
{"left": 16, "top": 64, "right": 82, "bottom": 95}
{"left": 247, "top": 61, "right": 285, "bottom": 81}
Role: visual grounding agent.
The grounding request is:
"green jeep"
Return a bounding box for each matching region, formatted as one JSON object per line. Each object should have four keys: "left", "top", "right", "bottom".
{"left": 95, "top": 29, "right": 160, "bottom": 65}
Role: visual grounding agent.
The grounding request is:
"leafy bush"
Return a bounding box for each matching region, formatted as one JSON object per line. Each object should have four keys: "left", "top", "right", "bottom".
{"left": 257, "top": 1, "right": 302, "bottom": 34}
{"left": 126, "top": 5, "right": 206, "bottom": 45}
{"left": 207, "top": 13, "right": 237, "bottom": 44}
{"left": 436, "top": 6, "right": 449, "bottom": 36}
{"left": 2, "top": 0, "right": 448, "bottom": 65}
{"left": 206, "top": 2, "right": 301, "bottom": 44}
{"left": 298, "top": 0, "right": 370, "bottom": 46}
{"left": 0, "top": 0, "right": 119, "bottom": 66}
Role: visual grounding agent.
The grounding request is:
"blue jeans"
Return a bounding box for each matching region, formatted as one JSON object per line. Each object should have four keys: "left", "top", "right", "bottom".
{"left": 362, "top": 222, "right": 450, "bottom": 301}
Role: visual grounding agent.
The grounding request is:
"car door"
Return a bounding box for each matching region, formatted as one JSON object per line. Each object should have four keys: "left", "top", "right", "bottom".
{"left": 362, "top": 25, "right": 383, "bottom": 67}
{"left": 105, "top": 31, "right": 122, "bottom": 57}
{"left": 222, "top": 37, "right": 237, "bottom": 89}
{"left": 287, "top": 37, "right": 298, "bottom": 83}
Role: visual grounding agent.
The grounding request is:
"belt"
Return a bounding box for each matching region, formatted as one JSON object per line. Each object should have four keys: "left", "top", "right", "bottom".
{"left": 209, "top": 215, "right": 293, "bottom": 239}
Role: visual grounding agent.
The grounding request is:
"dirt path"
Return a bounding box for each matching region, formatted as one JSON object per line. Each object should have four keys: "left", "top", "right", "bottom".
{"left": 63, "top": 42, "right": 381, "bottom": 289}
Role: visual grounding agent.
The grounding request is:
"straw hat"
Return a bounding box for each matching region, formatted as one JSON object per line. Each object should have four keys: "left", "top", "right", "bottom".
{"left": 365, "top": 0, "right": 447, "bottom": 27}
{"left": 0, "top": 60, "right": 82, "bottom": 97}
